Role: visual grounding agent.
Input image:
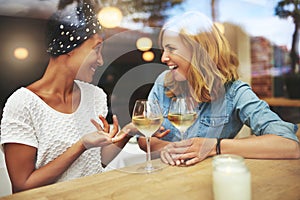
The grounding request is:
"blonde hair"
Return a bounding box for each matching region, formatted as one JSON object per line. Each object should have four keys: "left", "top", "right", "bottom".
{"left": 160, "top": 11, "right": 239, "bottom": 102}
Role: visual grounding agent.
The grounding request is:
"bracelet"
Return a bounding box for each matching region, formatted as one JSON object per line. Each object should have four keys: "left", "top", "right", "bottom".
{"left": 216, "top": 138, "right": 223, "bottom": 155}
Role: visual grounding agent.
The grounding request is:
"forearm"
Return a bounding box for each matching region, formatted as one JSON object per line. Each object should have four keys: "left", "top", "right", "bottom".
{"left": 138, "top": 137, "right": 170, "bottom": 155}
{"left": 14, "top": 141, "right": 86, "bottom": 192}
{"left": 220, "top": 134, "right": 300, "bottom": 159}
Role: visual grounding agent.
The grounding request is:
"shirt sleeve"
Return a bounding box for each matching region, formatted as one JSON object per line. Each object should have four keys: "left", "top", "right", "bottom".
{"left": 0, "top": 90, "right": 38, "bottom": 147}
{"left": 234, "top": 83, "right": 299, "bottom": 142}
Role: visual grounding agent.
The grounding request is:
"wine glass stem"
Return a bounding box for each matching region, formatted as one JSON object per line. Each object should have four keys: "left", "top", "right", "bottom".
{"left": 180, "top": 131, "right": 184, "bottom": 140}
{"left": 146, "top": 136, "right": 152, "bottom": 171}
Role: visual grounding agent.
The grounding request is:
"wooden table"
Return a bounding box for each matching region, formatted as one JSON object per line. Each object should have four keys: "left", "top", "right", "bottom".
{"left": 262, "top": 97, "right": 300, "bottom": 107}
{"left": 1, "top": 157, "right": 299, "bottom": 200}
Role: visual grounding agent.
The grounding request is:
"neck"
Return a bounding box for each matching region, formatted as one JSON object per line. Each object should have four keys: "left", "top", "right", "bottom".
{"left": 29, "top": 56, "right": 79, "bottom": 97}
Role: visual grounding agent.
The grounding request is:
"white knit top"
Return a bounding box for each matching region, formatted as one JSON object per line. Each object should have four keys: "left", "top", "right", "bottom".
{"left": 0, "top": 80, "right": 108, "bottom": 182}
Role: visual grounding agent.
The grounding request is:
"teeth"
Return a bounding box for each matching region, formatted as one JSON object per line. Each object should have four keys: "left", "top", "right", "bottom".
{"left": 91, "top": 67, "right": 96, "bottom": 72}
{"left": 169, "top": 65, "right": 177, "bottom": 70}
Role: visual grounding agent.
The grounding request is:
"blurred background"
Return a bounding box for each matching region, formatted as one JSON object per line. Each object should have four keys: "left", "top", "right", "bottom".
{"left": 0, "top": 0, "right": 299, "bottom": 126}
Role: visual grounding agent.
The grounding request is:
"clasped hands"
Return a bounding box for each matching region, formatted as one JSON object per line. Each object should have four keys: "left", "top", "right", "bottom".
{"left": 160, "top": 138, "right": 217, "bottom": 166}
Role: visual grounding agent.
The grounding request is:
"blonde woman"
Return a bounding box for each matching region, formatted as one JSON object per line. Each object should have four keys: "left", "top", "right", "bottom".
{"left": 138, "top": 11, "right": 300, "bottom": 166}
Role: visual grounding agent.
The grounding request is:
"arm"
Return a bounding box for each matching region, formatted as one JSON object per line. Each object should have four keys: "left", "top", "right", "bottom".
{"left": 161, "top": 134, "right": 300, "bottom": 167}
{"left": 232, "top": 84, "right": 300, "bottom": 158}
{"left": 4, "top": 141, "right": 86, "bottom": 193}
{"left": 220, "top": 134, "right": 300, "bottom": 159}
{"left": 91, "top": 115, "right": 135, "bottom": 167}
{"left": 4, "top": 115, "right": 123, "bottom": 193}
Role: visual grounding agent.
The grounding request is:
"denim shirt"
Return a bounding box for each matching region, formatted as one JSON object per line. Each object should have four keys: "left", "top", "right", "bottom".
{"left": 148, "top": 71, "right": 299, "bottom": 142}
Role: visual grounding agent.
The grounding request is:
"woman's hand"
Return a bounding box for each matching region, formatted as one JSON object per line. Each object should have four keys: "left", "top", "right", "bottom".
{"left": 121, "top": 123, "right": 170, "bottom": 139}
{"left": 81, "top": 115, "right": 128, "bottom": 149}
{"left": 160, "top": 138, "right": 217, "bottom": 166}
{"left": 153, "top": 126, "right": 171, "bottom": 138}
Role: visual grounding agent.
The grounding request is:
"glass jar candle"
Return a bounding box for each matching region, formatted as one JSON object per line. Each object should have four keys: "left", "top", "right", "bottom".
{"left": 212, "top": 154, "right": 251, "bottom": 200}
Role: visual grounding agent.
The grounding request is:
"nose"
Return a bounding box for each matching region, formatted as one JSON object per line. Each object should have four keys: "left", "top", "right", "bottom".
{"left": 97, "top": 52, "right": 104, "bottom": 66}
{"left": 161, "top": 51, "right": 170, "bottom": 63}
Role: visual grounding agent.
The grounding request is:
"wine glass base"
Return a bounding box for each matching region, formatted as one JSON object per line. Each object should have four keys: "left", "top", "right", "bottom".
{"left": 116, "top": 160, "right": 167, "bottom": 174}
{"left": 136, "top": 164, "right": 164, "bottom": 174}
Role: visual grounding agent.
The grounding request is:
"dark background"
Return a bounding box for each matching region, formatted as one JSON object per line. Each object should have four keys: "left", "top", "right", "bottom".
{"left": 0, "top": 14, "right": 299, "bottom": 125}
{"left": 0, "top": 15, "right": 166, "bottom": 124}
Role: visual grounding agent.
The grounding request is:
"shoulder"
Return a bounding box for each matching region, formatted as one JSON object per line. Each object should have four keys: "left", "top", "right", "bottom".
{"left": 3, "top": 88, "right": 33, "bottom": 109}
{"left": 225, "top": 80, "right": 253, "bottom": 98}
{"left": 1, "top": 88, "right": 36, "bottom": 131}
{"left": 153, "top": 70, "right": 169, "bottom": 86}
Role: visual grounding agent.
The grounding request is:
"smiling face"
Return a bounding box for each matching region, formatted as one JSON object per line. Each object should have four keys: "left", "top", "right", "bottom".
{"left": 161, "top": 30, "right": 192, "bottom": 81}
{"left": 71, "top": 34, "right": 104, "bottom": 83}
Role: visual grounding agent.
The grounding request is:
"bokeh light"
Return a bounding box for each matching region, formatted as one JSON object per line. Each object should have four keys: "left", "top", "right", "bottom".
{"left": 14, "top": 47, "right": 29, "bottom": 60}
{"left": 142, "top": 51, "right": 155, "bottom": 62}
{"left": 136, "top": 37, "right": 153, "bottom": 51}
{"left": 97, "top": 7, "right": 123, "bottom": 28}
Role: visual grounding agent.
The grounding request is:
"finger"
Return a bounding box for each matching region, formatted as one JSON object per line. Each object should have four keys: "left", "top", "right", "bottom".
{"left": 110, "top": 115, "right": 119, "bottom": 137}
{"left": 175, "top": 159, "right": 182, "bottom": 166}
{"left": 160, "top": 151, "right": 169, "bottom": 164}
{"left": 185, "top": 157, "right": 201, "bottom": 166}
{"left": 170, "top": 153, "right": 184, "bottom": 160}
{"left": 177, "top": 152, "right": 197, "bottom": 161}
{"left": 98, "top": 115, "right": 109, "bottom": 133}
{"left": 154, "top": 129, "right": 170, "bottom": 138}
{"left": 90, "top": 119, "right": 104, "bottom": 131}
{"left": 111, "top": 129, "right": 129, "bottom": 143}
{"left": 163, "top": 150, "right": 175, "bottom": 166}
{"left": 159, "top": 126, "right": 165, "bottom": 131}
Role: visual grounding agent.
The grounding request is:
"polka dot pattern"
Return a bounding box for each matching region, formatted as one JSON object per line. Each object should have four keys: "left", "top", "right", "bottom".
{"left": 47, "top": 3, "right": 102, "bottom": 56}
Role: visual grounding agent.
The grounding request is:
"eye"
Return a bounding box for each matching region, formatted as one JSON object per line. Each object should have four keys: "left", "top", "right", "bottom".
{"left": 165, "top": 46, "right": 176, "bottom": 53}
{"left": 94, "top": 42, "right": 103, "bottom": 54}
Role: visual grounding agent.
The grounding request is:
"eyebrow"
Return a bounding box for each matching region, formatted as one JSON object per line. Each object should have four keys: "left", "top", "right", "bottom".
{"left": 164, "top": 44, "right": 176, "bottom": 49}
{"left": 93, "top": 41, "right": 103, "bottom": 48}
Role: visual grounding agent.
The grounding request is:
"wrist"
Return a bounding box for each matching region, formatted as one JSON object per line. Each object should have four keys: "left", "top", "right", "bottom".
{"left": 77, "top": 139, "right": 88, "bottom": 151}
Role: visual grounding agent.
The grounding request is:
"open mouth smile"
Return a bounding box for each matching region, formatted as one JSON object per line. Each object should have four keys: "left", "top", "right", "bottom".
{"left": 168, "top": 65, "right": 178, "bottom": 70}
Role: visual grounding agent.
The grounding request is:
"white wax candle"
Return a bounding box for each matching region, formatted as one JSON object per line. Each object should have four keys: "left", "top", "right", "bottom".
{"left": 213, "top": 163, "right": 251, "bottom": 200}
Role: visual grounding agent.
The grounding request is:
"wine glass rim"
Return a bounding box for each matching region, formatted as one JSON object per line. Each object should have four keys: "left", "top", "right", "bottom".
{"left": 171, "top": 96, "right": 193, "bottom": 99}
{"left": 135, "top": 99, "right": 159, "bottom": 103}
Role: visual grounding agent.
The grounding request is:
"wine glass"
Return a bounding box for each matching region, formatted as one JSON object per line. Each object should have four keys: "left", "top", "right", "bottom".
{"left": 132, "top": 99, "right": 163, "bottom": 173}
{"left": 167, "top": 97, "right": 197, "bottom": 140}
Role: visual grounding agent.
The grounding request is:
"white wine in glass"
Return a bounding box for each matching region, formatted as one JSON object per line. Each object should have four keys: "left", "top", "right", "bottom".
{"left": 132, "top": 99, "right": 163, "bottom": 173}
{"left": 168, "top": 97, "right": 197, "bottom": 140}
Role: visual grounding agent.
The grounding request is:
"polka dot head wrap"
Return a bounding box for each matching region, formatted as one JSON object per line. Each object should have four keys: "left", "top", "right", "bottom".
{"left": 46, "top": 2, "right": 102, "bottom": 56}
